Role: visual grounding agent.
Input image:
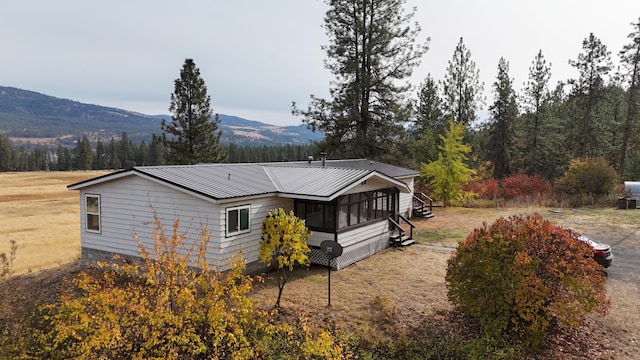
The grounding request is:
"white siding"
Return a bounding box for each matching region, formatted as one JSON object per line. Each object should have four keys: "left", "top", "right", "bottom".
{"left": 398, "top": 176, "right": 415, "bottom": 218}
{"left": 306, "top": 231, "right": 335, "bottom": 247}
{"left": 216, "top": 197, "right": 291, "bottom": 269}
{"left": 337, "top": 220, "right": 389, "bottom": 248}
{"left": 78, "top": 175, "right": 293, "bottom": 271}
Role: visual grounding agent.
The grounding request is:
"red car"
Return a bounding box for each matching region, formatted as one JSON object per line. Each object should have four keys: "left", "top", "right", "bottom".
{"left": 578, "top": 235, "right": 614, "bottom": 268}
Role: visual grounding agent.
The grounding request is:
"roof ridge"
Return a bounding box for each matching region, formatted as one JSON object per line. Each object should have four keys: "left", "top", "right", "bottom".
{"left": 262, "top": 166, "right": 283, "bottom": 192}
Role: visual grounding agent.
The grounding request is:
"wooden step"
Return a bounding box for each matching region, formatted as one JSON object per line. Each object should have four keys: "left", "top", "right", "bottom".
{"left": 390, "top": 234, "right": 414, "bottom": 247}
{"left": 413, "top": 208, "right": 435, "bottom": 218}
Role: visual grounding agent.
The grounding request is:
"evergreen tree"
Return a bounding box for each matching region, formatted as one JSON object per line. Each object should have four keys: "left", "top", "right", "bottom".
{"left": 518, "top": 50, "right": 553, "bottom": 176}
{"left": 75, "top": 135, "right": 93, "bottom": 170}
{"left": 487, "top": 58, "right": 518, "bottom": 178}
{"left": 161, "top": 58, "right": 225, "bottom": 164}
{"left": 442, "top": 37, "right": 484, "bottom": 127}
{"left": 107, "top": 138, "right": 121, "bottom": 169}
{"left": 522, "top": 50, "right": 551, "bottom": 149}
{"left": 119, "top": 132, "right": 135, "bottom": 169}
{"left": 292, "top": 0, "right": 429, "bottom": 159}
{"left": 0, "top": 134, "right": 15, "bottom": 171}
{"left": 94, "top": 139, "right": 108, "bottom": 170}
{"left": 56, "top": 144, "right": 71, "bottom": 171}
{"left": 137, "top": 140, "right": 149, "bottom": 166}
{"left": 409, "top": 74, "right": 444, "bottom": 165}
{"left": 148, "top": 134, "right": 165, "bottom": 166}
{"left": 619, "top": 17, "right": 640, "bottom": 177}
{"left": 568, "top": 33, "right": 612, "bottom": 158}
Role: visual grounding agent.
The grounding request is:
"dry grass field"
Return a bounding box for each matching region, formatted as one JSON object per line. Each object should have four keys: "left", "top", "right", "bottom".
{"left": 1, "top": 172, "right": 639, "bottom": 358}
{"left": 0, "top": 171, "right": 112, "bottom": 274}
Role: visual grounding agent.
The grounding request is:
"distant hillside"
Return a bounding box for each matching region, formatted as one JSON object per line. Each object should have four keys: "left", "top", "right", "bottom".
{"left": 0, "top": 86, "right": 322, "bottom": 146}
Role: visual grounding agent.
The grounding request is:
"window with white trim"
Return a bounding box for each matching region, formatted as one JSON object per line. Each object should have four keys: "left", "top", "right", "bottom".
{"left": 85, "top": 194, "right": 101, "bottom": 233}
{"left": 226, "top": 205, "right": 250, "bottom": 236}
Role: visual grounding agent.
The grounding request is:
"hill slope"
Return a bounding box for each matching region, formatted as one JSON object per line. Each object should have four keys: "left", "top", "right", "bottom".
{"left": 0, "top": 86, "right": 322, "bottom": 146}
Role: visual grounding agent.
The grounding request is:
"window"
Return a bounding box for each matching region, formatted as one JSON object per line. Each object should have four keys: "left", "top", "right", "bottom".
{"left": 296, "top": 189, "right": 398, "bottom": 232}
{"left": 226, "top": 205, "right": 250, "bottom": 236}
{"left": 85, "top": 194, "right": 101, "bottom": 233}
{"left": 295, "top": 201, "right": 335, "bottom": 232}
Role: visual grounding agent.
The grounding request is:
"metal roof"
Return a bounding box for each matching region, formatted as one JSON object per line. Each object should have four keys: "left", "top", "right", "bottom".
{"left": 266, "top": 166, "right": 371, "bottom": 199}
{"left": 266, "top": 158, "right": 419, "bottom": 178}
{"left": 136, "top": 164, "right": 277, "bottom": 199}
{"left": 68, "top": 160, "right": 416, "bottom": 201}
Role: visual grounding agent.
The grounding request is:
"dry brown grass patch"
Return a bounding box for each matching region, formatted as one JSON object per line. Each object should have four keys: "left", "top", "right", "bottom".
{"left": 0, "top": 171, "right": 112, "bottom": 274}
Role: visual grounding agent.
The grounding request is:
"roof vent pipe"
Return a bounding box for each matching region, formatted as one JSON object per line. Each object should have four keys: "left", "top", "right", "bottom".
{"left": 320, "top": 152, "right": 327, "bottom": 167}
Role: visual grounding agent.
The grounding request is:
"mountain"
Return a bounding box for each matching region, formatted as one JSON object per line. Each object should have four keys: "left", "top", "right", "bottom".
{"left": 0, "top": 86, "right": 322, "bottom": 146}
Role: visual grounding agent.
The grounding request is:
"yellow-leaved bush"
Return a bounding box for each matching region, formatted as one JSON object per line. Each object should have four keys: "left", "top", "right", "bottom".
{"left": 446, "top": 214, "right": 609, "bottom": 349}
{"left": 259, "top": 208, "right": 312, "bottom": 307}
{"left": 38, "top": 209, "right": 344, "bottom": 359}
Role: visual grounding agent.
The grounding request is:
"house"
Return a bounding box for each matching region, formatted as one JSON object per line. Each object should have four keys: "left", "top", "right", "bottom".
{"left": 67, "top": 158, "right": 426, "bottom": 272}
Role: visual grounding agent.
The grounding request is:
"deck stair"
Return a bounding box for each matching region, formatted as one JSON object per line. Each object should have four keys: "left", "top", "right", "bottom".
{"left": 413, "top": 192, "right": 436, "bottom": 219}
{"left": 389, "top": 215, "right": 416, "bottom": 247}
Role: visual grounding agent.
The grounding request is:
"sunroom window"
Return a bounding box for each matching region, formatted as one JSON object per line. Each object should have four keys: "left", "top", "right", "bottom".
{"left": 85, "top": 194, "right": 101, "bottom": 233}
{"left": 226, "top": 205, "right": 250, "bottom": 236}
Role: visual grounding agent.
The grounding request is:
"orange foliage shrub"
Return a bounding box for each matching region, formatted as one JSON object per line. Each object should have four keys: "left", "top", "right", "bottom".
{"left": 446, "top": 215, "right": 609, "bottom": 348}
{"left": 501, "top": 173, "right": 552, "bottom": 200}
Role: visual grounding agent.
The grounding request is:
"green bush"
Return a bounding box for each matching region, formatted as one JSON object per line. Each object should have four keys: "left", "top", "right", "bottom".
{"left": 555, "top": 158, "right": 619, "bottom": 196}
{"left": 446, "top": 215, "right": 609, "bottom": 348}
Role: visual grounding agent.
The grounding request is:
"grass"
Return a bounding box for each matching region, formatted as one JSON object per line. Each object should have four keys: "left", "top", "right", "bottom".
{"left": 0, "top": 171, "right": 112, "bottom": 274}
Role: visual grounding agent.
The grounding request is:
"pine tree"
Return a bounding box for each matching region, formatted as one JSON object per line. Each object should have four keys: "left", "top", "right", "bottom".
{"left": 619, "top": 18, "right": 640, "bottom": 176}
{"left": 148, "top": 134, "right": 165, "bottom": 166}
{"left": 75, "top": 135, "right": 93, "bottom": 170}
{"left": 522, "top": 50, "right": 551, "bottom": 149}
{"left": 487, "top": 58, "right": 518, "bottom": 179}
{"left": 292, "top": 0, "right": 429, "bottom": 159}
{"left": 94, "top": 139, "right": 108, "bottom": 170}
{"left": 568, "top": 33, "right": 612, "bottom": 158}
{"left": 408, "top": 74, "right": 444, "bottom": 165}
{"left": 442, "top": 37, "right": 484, "bottom": 127}
{"left": 161, "top": 58, "right": 225, "bottom": 164}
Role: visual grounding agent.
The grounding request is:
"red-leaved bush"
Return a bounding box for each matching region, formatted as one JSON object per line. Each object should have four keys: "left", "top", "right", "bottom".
{"left": 501, "top": 173, "right": 552, "bottom": 200}
{"left": 462, "top": 177, "right": 501, "bottom": 199}
{"left": 463, "top": 174, "right": 552, "bottom": 201}
{"left": 446, "top": 214, "right": 609, "bottom": 348}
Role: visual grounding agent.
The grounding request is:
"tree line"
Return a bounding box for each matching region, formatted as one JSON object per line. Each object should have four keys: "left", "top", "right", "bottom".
{"left": 0, "top": 133, "right": 318, "bottom": 171}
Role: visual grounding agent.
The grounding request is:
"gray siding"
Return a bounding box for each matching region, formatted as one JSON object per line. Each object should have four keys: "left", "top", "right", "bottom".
{"left": 79, "top": 175, "right": 292, "bottom": 272}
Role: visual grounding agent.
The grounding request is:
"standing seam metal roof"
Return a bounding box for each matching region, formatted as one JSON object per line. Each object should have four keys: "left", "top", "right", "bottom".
{"left": 68, "top": 160, "right": 415, "bottom": 200}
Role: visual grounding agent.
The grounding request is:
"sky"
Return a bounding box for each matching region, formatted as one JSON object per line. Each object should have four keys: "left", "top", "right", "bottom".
{"left": 2, "top": 0, "right": 639, "bottom": 126}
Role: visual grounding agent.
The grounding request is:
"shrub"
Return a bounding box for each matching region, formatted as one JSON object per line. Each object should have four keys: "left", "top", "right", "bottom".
{"left": 43, "top": 214, "right": 259, "bottom": 359}
{"left": 463, "top": 177, "right": 501, "bottom": 200}
{"left": 502, "top": 173, "right": 552, "bottom": 200}
{"left": 555, "top": 158, "right": 619, "bottom": 196}
{"left": 259, "top": 208, "right": 312, "bottom": 307}
{"left": 446, "top": 215, "right": 609, "bottom": 348}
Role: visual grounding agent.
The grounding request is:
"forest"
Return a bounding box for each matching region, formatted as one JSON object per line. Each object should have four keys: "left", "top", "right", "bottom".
{"left": 0, "top": 132, "right": 318, "bottom": 171}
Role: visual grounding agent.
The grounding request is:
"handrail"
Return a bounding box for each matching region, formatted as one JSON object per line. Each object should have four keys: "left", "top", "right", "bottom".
{"left": 398, "top": 214, "right": 415, "bottom": 239}
{"left": 389, "top": 214, "right": 414, "bottom": 240}
{"left": 388, "top": 217, "right": 405, "bottom": 237}
{"left": 413, "top": 192, "right": 433, "bottom": 214}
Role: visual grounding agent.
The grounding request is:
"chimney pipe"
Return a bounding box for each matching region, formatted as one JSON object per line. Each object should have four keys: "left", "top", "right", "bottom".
{"left": 320, "top": 152, "right": 327, "bottom": 167}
